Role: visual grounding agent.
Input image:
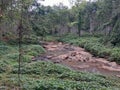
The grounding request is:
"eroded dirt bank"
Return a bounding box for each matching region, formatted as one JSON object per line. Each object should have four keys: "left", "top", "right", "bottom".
{"left": 34, "top": 42, "right": 120, "bottom": 77}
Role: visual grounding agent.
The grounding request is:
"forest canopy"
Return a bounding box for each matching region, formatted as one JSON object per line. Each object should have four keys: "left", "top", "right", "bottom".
{"left": 0, "top": 0, "right": 120, "bottom": 45}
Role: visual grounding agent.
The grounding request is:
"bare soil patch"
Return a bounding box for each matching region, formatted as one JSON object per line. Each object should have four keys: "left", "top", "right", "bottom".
{"left": 36, "top": 42, "right": 120, "bottom": 77}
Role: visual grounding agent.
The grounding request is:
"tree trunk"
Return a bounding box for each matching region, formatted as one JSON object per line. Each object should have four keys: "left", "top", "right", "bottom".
{"left": 67, "top": 26, "right": 71, "bottom": 33}
{"left": 89, "top": 17, "right": 94, "bottom": 35}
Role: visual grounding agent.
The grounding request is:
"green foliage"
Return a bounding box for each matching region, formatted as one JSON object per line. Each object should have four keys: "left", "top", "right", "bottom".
{"left": 57, "top": 34, "right": 78, "bottom": 43}
{"left": 1, "top": 61, "right": 118, "bottom": 89}
{"left": 5, "top": 61, "right": 119, "bottom": 89}
{"left": 110, "top": 48, "right": 120, "bottom": 62}
{"left": 3, "top": 53, "right": 31, "bottom": 63}
{"left": 6, "top": 53, "right": 19, "bottom": 60}
{"left": 78, "top": 11, "right": 82, "bottom": 36}
{"left": 0, "top": 41, "right": 120, "bottom": 89}
{"left": 59, "top": 35, "right": 120, "bottom": 63}
{"left": 0, "top": 42, "right": 45, "bottom": 64}
{"left": 23, "top": 45, "right": 46, "bottom": 56}
{"left": 6, "top": 35, "right": 39, "bottom": 45}
{"left": 44, "top": 36, "right": 59, "bottom": 42}
{"left": 22, "top": 35, "right": 39, "bottom": 44}
{"left": 0, "top": 45, "right": 12, "bottom": 56}
{"left": 1, "top": 0, "right": 120, "bottom": 89}
{"left": 0, "top": 61, "right": 8, "bottom": 73}
{"left": 110, "top": 18, "right": 120, "bottom": 46}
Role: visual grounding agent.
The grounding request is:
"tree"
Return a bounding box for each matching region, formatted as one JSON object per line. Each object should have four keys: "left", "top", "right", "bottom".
{"left": 78, "top": 11, "right": 82, "bottom": 36}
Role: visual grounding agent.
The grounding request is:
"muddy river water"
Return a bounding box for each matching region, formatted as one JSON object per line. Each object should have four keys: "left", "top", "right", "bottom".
{"left": 35, "top": 42, "right": 120, "bottom": 77}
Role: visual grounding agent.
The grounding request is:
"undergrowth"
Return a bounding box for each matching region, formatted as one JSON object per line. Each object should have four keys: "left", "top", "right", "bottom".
{"left": 0, "top": 61, "right": 120, "bottom": 90}
{"left": 58, "top": 34, "right": 120, "bottom": 63}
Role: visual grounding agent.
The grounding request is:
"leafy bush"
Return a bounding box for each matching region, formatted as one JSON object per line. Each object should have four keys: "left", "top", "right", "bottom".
{"left": 57, "top": 34, "right": 78, "bottom": 43}
{"left": 22, "top": 35, "right": 39, "bottom": 44}
{"left": 0, "top": 45, "right": 12, "bottom": 56}
{"left": 0, "top": 61, "right": 8, "bottom": 73}
{"left": 110, "top": 48, "right": 120, "bottom": 63}
{"left": 23, "top": 45, "right": 46, "bottom": 56}
{"left": 44, "top": 35, "right": 59, "bottom": 41}
{"left": 26, "top": 51, "right": 38, "bottom": 56}
{"left": 6, "top": 35, "right": 39, "bottom": 45}
{"left": 6, "top": 53, "right": 19, "bottom": 60}
{"left": 0, "top": 43, "right": 45, "bottom": 66}
{"left": 22, "top": 55, "right": 33, "bottom": 63}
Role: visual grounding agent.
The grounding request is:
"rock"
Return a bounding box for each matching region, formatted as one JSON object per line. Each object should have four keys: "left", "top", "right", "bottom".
{"left": 51, "top": 45, "right": 58, "bottom": 48}
{"left": 86, "top": 57, "right": 90, "bottom": 61}
{"left": 101, "top": 65, "right": 120, "bottom": 72}
{"left": 71, "top": 52, "right": 77, "bottom": 56}
{"left": 76, "top": 55, "right": 89, "bottom": 62}
{"left": 53, "top": 60, "right": 61, "bottom": 63}
{"left": 116, "top": 75, "right": 120, "bottom": 78}
{"left": 95, "top": 59, "right": 109, "bottom": 64}
{"left": 57, "top": 54, "right": 69, "bottom": 60}
{"left": 43, "top": 45, "right": 48, "bottom": 48}
{"left": 58, "top": 42, "right": 62, "bottom": 45}
{"left": 46, "top": 56, "right": 53, "bottom": 59}
{"left": 74, "top": 47, "right": 84, "bottom": 51}
{"left": 107, "top": 62, "right": 117, "bottom": 67}
{"left": 76, "top": 65, "right": 89, "bottom": 69}
{"left": 39, "top": 41, "right": 47, "bottom": 45}
{"left": 70, "top": 57, "right": 77, "bottom": 61}
{"left": 48, "top": 46, "right": 58, "bottom": 51}
{"left": 32, "top": 57, "right": 36, "bottom": 61}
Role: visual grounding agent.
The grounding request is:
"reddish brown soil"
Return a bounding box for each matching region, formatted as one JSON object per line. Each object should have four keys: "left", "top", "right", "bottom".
{"left": 35, "top": 42, "right": 120, "bottom": 77}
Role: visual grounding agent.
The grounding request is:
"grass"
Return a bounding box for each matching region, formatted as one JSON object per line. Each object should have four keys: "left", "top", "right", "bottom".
{"left": 58, "top": 34, "right": 120, "bottom": 64}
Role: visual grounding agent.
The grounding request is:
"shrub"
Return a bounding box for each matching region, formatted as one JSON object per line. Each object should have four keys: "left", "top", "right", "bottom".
{"left": 23, "top": 45, "right": 45, "bottom": 56}
{"left": 22, "top": 55, "right": 33, "bottom": 63}
{"left": 0, "top": 61, "right": 8, "bottom": 73}
{"left": 109, "top": 48, "right": 120, "bottom": 63}
{"left": 6, "top": 53, "right": 19, "bottom": 60}
{"left": 0, "top": 45, "right": 12, "bottom": 56}
{"left": 22, "top": 35, "right": 39, "bottom": 44}
{"left": 44, "top": 36, "right": 59, "bottom": 41}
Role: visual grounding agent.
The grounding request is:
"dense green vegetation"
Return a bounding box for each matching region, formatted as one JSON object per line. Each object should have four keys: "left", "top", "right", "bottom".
{"left": 0, "top": 41, "right": 45, "bottom": 69}
{"left": 1, "top": 41, "right": 120, "bottom": 89}
{"left": 0, "top": 0, "right": 120, "bottom": 89}
{"left": 0, "top": 39, "right": 120, "bottom": 89}
{"left": 58, "top": 34, "right": 120, "bottom": 63}
{"left": 1, "top": 0, "right": 120, "bottom": 46}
